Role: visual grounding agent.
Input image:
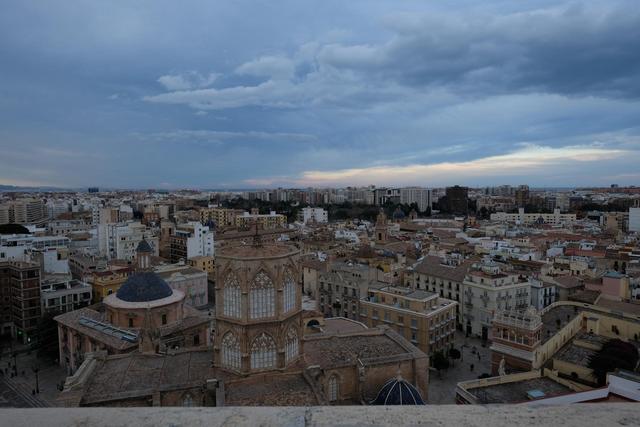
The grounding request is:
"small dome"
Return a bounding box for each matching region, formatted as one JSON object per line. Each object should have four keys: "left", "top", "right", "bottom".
{"left": 136, "top": 239, "right": 153, "bottom": 253}
{"left": 392, "top": 207, "right": 405, "bottom": 220}
{"left": 0, "top": 224, "right": 30, "bottom": 235}
{"left": 371, "top": 376, "right": 425, "bottom": 405}
{"left": 116, "top": 272, "right": 173, "bottom": 302}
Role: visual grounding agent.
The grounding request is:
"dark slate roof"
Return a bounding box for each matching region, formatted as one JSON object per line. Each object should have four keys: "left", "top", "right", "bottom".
{"left": 116, "top": 272, "right": 173, "bottom": 302}
{"left": 136, "top": 239, "right": 153, "bottom": 253}
{"left": 0, "top": 223, "right": 30, "bottom": 235}
{"left": 371, "top": 376, "right": 425, "bottom": 405}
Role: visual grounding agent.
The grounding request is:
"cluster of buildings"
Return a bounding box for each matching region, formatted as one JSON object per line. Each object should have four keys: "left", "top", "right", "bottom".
{"left": 1, "top": 183, "right": 639, "bottom": 407}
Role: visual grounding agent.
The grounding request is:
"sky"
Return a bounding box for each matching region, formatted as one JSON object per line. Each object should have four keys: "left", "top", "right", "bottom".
{"left": 0, "top": 0, "right": 639, "bottom": 189}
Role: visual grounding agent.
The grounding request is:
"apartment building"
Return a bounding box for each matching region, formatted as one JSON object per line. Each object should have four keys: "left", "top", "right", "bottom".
{"left": 235, "top": 210, "right": 287, "bottom": 230}
{"left": 317, "top": 262, "right": 385, "bottom": 319}
{"left": 461, "top": 261, "right": 531, "bottom": 340}
{"left": 360, "top": 286, "right": 457, "bottom": 356}
{"left": 400, "top": 187, "right": 432, "bottom": 212}
{"left": 41, "top": 278, "right": 92, "bottom": 314}
{"left": 298, "top": 207, "right": 328, "bottom": 224}
{"left": 405, "top": 255, "right": 472, "bottom": 327}
{"left": 199, "top": 207, "right": 244, "bottom": 228}
{"left": 169, "top": 221, "right": 214, "bottom": 263}
{"left": 490, "top": 208, "right": 576, "bottom": 225}
{"left": 97, "top": 221, "right": 158, "bottom": 260}
{"left": 0, "top": 261, "right": 41, "bottom": 343}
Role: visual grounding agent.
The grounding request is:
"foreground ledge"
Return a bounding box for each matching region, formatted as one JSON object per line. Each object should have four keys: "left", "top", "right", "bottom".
{"left": 0, "top": 404, "right": 638, "bottom": 427}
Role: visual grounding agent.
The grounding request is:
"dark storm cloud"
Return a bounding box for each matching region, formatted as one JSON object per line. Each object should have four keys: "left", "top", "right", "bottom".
{"left": 0, "top": 1, "right": 639, "bottom": 188}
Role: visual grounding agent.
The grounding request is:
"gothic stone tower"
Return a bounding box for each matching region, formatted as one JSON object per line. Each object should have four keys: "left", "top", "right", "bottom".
{"left": 213, "top": 241, "right": 302, "bottom": 375}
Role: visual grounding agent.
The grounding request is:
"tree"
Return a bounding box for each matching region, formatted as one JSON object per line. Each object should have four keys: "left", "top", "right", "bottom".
{"left": 448, "top": 348, "right": 461, "bottom": 366}
{"left": 588, "top": 339, "right": 639, "bottom": 386}
{"left": 432, "top": 350, "right": 450, "bottom": 377}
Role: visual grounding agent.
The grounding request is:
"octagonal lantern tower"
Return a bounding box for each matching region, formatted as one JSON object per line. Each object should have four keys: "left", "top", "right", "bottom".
{"left": 213, "top": 238, "right": 302, "bottom": 375}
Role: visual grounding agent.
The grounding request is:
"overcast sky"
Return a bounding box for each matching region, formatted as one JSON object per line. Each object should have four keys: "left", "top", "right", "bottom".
{"left": 1, "top": 1, "right": 639, "bottom": 189}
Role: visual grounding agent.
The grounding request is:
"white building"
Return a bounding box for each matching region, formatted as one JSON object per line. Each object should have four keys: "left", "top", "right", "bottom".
{"left": 461, "top": 260, "right": 531, "bottom": 339}
{"left": 0, "top": 234, "right": 70, "bottom": 262}
{"left": 400, "top": 187, "right": 432, "bottom": 212}
{"left": 528, "top": 278, "right": 557, "bottom": 310}
{"left": 299, "top": 207, "right": 328, "bottom": 224}
{"left": 490, "top": 208, "right": 576, "bottom": 225}
{"left": 41, "top": 279, "right": 92, "bottom": 314}
{"left": 97, "top": 222, "right": 158, "bottom": 261}
{"left": 174, "top": 221, "right": 215, "bottom": 259}
{"left": 629, "top": 207, "right": 640, "bottom": 232}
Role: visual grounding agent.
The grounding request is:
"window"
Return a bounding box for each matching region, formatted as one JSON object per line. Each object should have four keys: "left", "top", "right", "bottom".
{"left": 182, "top": 393, "right": 195, "bottom": 407}
{"left": 328, "top": 375, "right": 339, "bottom": 402}
{"left": 250, "top": 271, "right": 275, "bottom": 319}
{"left": 223, "top": 272, "right": 241, "bottom": 318}
{"left": 285, "top": 327, "right": 298, "bottom": 363}
{"left": 193, "top": 334, "right": 200, "bottom": 346}
{"left": 283, "top": 269, "right": 296, "bottom": 313}
{"left": 161, "top": 314, "right": 167, "bottom": 325}
{"left": 411, "top": 319, "right": 418, "bottom": 329}
{"left": 221, "top": 332, "right": 241, "bottom": 370}
{"left": 250, "top": 333, "right": 277, "bottom": 370}
{"left": 128, "top": 318, "right": 133, "bottom": 328}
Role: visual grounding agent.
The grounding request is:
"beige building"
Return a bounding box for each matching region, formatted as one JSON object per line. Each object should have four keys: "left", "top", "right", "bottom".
{"left": 461, "top": 261, "right": 531, "bottom": 340}
{"left": 490, "top": 208, "right": 576, "bottom": 225}
{"left": 234, "top": 210, "right": 286, "bottom": 230}
{"left": 360, "top": 286, "right": 457, "bottom": 356}
{"left": 0, "top": 199, "right": 46, "bottom": 225}
{"left": 404, "top": 255, "right": 472, "bottom": 326}
{"left": 200, "top": 207, "right": 243, "bottom": 228}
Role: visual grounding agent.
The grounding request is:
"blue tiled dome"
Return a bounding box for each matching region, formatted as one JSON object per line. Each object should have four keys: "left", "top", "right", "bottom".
{"left": 136, "top": 239, "right": 153, "bottom": 253}
{"left": 371, "top": 376, "right": 425, "bottom": 405}
{"left": 116, "top": 272, "right": 173, "bottom": 302}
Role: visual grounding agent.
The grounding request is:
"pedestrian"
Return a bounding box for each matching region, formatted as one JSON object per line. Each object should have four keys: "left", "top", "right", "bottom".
{"left": 470, "top": 363, "right": 474, "bottom": 371}
{"left": 477, "top": 352, "right": 481, "bottom": 361}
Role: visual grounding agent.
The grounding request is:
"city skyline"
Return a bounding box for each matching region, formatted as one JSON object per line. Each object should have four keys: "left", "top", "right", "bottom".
{"left": 1, "top": 1, "right": 639, "bottom": 189}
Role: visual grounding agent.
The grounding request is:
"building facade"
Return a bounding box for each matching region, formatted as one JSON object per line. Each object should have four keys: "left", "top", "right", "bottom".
{"left": 359, "top": 286, "right": 457, "bottom": 356}
{"left": 461, "top": 261, "right": 531, "bottom": 340}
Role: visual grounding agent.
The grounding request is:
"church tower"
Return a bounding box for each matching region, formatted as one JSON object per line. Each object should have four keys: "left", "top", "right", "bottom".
{"left": 213, "top": 238, "right": 302, "bottom": 375}
{"left": 375, "top": 209, "right": 388, "bottom": 244}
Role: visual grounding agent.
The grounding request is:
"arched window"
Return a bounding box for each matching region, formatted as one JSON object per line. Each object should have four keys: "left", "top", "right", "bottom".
{"left": 221, "top": 332, "right": 241, "bottom": 370}
{"left": 285, "top": 327, "right": 298, "bottom": 363}
{"left": 223, "top": 272, "right": 241, "bottom": 318}
{"left": 328, "top": 375, "right": 339, "bottom": 402}
{"left": 182, "top": 393, "right": 195, "bottom": 407}
{"left": 283, "top": 269, "right": 296, "bottom": 313}
{"left": 250, "top": 332, "right": 276, "bottom": 370}
{"left": 250, "top": 271, "right": 275, "bottom": 319}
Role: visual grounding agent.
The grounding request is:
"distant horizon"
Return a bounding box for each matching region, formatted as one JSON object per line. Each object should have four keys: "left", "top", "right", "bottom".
{"left": 4, "top": 182, "right": 639, "bottom": 194}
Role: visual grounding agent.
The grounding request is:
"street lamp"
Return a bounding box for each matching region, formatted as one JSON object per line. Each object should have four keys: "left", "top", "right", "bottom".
{"left": 31, "top": 365, "right": 40, "bottom": 394}
{"left": 11, "top": 351, "right": 17, "bottom": 377}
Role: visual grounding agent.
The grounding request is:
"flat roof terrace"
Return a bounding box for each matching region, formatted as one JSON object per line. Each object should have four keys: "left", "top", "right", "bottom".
{"left": 467, "top": 377, "right": 573, "bottom": 404}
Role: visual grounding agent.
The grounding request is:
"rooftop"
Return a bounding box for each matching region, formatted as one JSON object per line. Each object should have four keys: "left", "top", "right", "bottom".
{"left": 218, "top": 243, "right": 300, "bottom": 260}
{"left": 466, "top": 377, "right": 573, "bottom": 404}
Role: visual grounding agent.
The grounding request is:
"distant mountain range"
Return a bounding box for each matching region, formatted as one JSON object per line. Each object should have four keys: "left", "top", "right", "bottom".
{"left": 0, "top": 184, "right": 74, "bottom": 192}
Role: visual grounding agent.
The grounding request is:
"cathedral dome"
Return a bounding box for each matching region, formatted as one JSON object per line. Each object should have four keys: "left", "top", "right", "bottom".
{"left": 116, "top": 272, "right": 173, "bottom": 302}
{"left": 371, "top": 375, "right": 425, "bottom": 405}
